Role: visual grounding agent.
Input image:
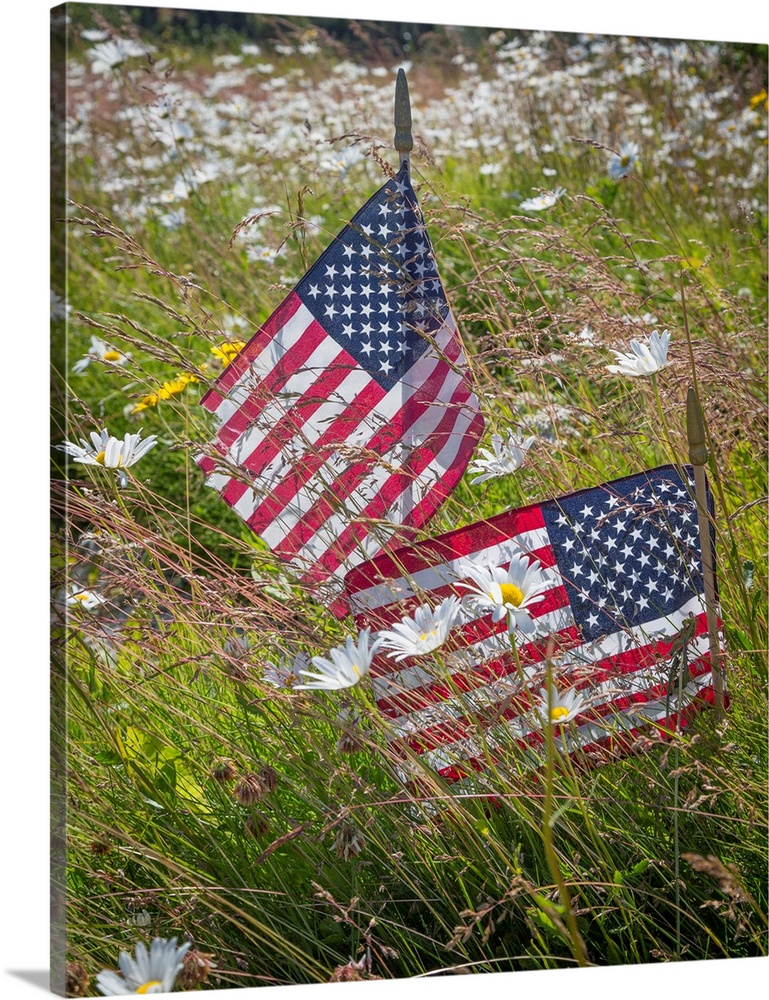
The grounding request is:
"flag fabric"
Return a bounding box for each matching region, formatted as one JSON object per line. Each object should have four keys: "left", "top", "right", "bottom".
{"left": 197, "top": 163, "right": 484, "bottom": 604}
{"left": 344, "top": 464, "right": 723, "bottom": 789}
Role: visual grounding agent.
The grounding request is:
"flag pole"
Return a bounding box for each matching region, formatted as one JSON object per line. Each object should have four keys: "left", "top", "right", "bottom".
{"left": 686, "top": 386, "right": 725, "bottom": 718}
{"left": 394, "top": 68, "right": 413, "bottom": 171}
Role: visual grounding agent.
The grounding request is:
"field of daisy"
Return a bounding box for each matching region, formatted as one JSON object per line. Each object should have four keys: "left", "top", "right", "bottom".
{"left": 52, "top": 5, "right": 768, "bottom": 996}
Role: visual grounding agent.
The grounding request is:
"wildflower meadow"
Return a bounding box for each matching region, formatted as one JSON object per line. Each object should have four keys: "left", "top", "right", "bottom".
{"left": 51, "top": 4, "right": 767, "bottom": 997}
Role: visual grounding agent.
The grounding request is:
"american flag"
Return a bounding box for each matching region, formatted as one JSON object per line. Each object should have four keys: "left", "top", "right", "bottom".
{"left": 345, "top": 465, "right": 723, "bottom": 788}
{"left": 197, "top": 164, "right": 484, "bottom": 603}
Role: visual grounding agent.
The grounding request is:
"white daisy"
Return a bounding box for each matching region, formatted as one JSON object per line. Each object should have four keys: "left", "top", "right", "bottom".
{"left": 467, "top": 428, "right": 535, "bottom": 484}
{"left": 96, "top": 937, "right": 191, "bottom": 995}
{"left": 263, "top": 652, "right": 309, "bottom": 689}
{"left": 459, "top": 552, "right": 549, "bottom": 634}
{"left": 61, "top": 428, "right": 158, "bottom": 487}
{"left": 73, "top": 336, "right": 129, "bottom": 373}
{"left": 535, "top": 686, "right": 584, "bottom": 726}
{"left": 377, "top": 596, "right": 461, "bottom": 662}
{"left": 519, "top": 186, "right": 566, "bottom": 211}
{"left": 606, "top": 329, "right": 670, "bottom": 377}
{"left": 295, "top": 629, "right": 383, "bottom": 691}
{"left": 66, "top": 585, "right": 106, "bottom": 612}
{"left": 608, "top": 141, "right": 640, "bottom": 179}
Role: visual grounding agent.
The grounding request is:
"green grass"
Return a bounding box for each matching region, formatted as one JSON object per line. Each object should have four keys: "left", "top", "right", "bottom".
{"left": 54, "top": 14, "right": 767, "bottom": 995}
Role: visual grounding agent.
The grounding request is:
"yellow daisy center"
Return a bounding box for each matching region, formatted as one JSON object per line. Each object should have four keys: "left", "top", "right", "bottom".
{"left": 551, "top": 705, "right": 570, "bottom": 722}
{"left": 499, "top": 583, "right": 524, "bottom": 607}
{"left": 137, "top": 981, "right": 162, "bottom": 994}
{"left": 103, "top": 350, "right": 121, "bottom": 361}
{"left": 419, "top": 628, "right": 438, "bottom": 642}
{"left": 94, "top": 452, "right": 122, "bottom": 467}
{"left": 73, "top": 592, "right": 89, "bottom": 602}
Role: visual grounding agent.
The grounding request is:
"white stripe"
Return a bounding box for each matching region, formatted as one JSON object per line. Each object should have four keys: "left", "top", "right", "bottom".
{"left": 229, "top": 368, "right": 375, "bottom": 522}
{"left": 372, "top": 602, "right": 575, "bottom": 703}
{"left": 259, "top": 356, "right": 469, "bottom": 554}
{"left": 209, "top": 302, "right": 316, "bottom": 424}
{"left": 417, "top": 667, "right": 714, "bottom": 773}
{"left": 388, "top": 634, "right": 711, "bottom": 744}
{"left": 225, "top": 347, "right": 356, "bottom": 468}
{"left": 377, "top": 595, "right": 707, "bottom": 733}
{"left": 351, "top": 525, "right": 551, "bottom": 614}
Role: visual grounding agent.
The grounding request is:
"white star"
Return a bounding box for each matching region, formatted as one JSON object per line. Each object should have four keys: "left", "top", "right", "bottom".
{"left": 342, "top": 322, "right": 354, "bottom": 337}
{"left": 359, "top": 283, "right": 373, "bottom": 298}
{"left": 360, "top": 340, "right": 375, "bottom": 356}
{"left": 380, "top": 358, "right": 393, "bottom": 374}
{"left": 637, "top": 594, "right": 649, "bottom": 611}
{"left": 341, "top": 283, "right": 354, "bottom": 299}
{"left": 605, "top": 536, "right": 618, "bottom": 551}
{"left": 579, "top": 504, "right": 594, "bottom": 518}
{"left": 585, "top": 611, "right": 600, "bottom": 628}
{"left": 378, "top": 202, "right": 392, "bottom": 218}
{"left": 325, "top": 263, "right": 338, "bottom": 280}
{"left": 342, "top": 263, "right": 354, "bottom": 279}
{"left": 324, "top": 283, "right": 336, "bottom": 299}
{"left": 323, "top": 302, "right": 337, "bottom": 319}
{"left": 307, "top": 284, "right": 321, "bottom": 298}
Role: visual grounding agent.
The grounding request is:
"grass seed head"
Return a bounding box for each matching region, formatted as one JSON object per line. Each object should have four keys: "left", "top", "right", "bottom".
{"left": 176, "top": 949, "right": 216, "bottom": 989}
{"left": 65, "top": 961, "right": 91, "bottom": 998}
{"left": 233, "top": 772, "right": 266, "bottom": 805}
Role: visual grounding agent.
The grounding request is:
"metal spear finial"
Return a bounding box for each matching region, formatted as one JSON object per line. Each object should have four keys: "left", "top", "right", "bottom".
{"left": 394, "top": 68, "right": 413, "bottom": 170}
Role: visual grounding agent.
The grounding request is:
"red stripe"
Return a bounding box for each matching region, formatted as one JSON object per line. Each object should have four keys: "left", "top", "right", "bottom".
{"left": 212, "top": 313, "right": 331, "bottom": 456}
{"left": 373, "top": 613, "right": 709, "bottom": 728}
{"left": 354, "top": 540, "right": 560, "bottom": 631}
{"left": 200, "top": 292, "right": 304, "bottom": 410}
{"left": 244, "top": 375, "right": 389, "bottom": 532}
{"left": 410, "top": 657, "right": 716, "bottom": 776}
{"left": 296, "top": 382, "right": 484, "bottom": 581}
{"left": 345, "top": 501, "right": 547, "bottom": 594}
{"left": 371, "top": 613, "right": 707, "bottom": 718}
{"left": 383, "top": 620, "right": 713, "bottom": 765}
{"left": 219, "top": 347, "right": 370, "bottom": 511}
{"left": 196, "top": 303, "right": 325, "bottom": 478}
{"left": 431, "top": 681, "right": 718, "bottom": 784}
{"left": 274, "top": 358, "right": 471, "bottom": 563}
{"left": 373, "top": 624, "right": 580, "bottom": 719}
{"left": 399, "top": 408, "right": 485, "bottom": 531}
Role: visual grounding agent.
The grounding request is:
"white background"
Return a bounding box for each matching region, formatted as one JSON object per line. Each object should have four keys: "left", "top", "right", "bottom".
{"left": 1, "top": 0, "right": 766, "bottom": 997}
